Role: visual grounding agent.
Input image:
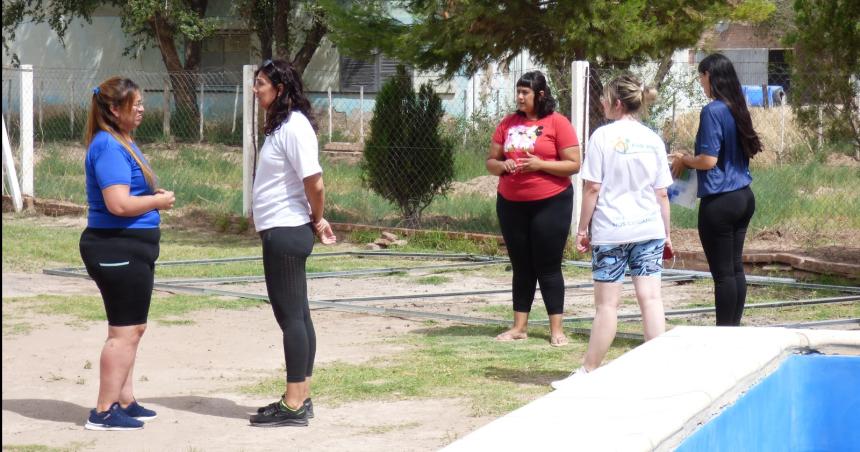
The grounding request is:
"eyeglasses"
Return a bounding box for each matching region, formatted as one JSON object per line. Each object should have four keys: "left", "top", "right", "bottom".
{"left": 132, "top": 101, "right": 144, "bottom": 110}
{"left": 261, "top": 59, "right": 275, "bottom": 69}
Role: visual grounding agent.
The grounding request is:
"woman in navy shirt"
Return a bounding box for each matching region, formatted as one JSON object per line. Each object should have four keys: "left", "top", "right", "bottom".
{"left": 671, "top": 54, "right": 762, "bottom": 326}
{"left": 79, "top": 77, "right": 175, "bottom": 430}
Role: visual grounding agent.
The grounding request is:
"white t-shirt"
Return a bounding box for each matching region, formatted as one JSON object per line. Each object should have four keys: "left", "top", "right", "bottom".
{"left": 252, "top": 111, "right": 322, "bottom": 232}
{"left": 580, "top": 119, "right": 673, "bottom": 245}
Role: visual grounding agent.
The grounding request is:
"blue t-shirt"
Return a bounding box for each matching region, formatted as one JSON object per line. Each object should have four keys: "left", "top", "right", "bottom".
{"left": 694, "top": 100, "right": 752, "bottom": 197}
{"left": 85, "top": 131, "right": 160, "bottom": 228}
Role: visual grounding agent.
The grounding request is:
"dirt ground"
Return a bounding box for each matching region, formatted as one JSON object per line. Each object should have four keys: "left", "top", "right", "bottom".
{"left": 2, "top": 271, "right": 494, "bottom": 452}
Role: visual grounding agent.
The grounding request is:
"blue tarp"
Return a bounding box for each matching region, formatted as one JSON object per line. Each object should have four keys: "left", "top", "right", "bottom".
{"left": 742, "top": 85, "right": 785, "bottom": 107}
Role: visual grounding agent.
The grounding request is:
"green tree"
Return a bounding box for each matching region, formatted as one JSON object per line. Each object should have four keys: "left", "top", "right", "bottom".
{"left": 3, "top": 0, "right": 216, "bottom": 123}
{"left": 326, "top": 0, "right": 773, "bottom": 126}
{"left": 785, "top": 0, "right": 860, "bottom": 155}
{"left": 234, "top": 0, "right": 328, "bottom": 74}
{"left": 362, "top": 65, "right": 454, "bottom": 227}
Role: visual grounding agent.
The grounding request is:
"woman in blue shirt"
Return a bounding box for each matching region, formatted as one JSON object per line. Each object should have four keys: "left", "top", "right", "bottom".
{"left": 79, "top": 77, "right": 175, "bottom": 430}
{"left": 671, "top": 53, "right": 762, "bottom": 326}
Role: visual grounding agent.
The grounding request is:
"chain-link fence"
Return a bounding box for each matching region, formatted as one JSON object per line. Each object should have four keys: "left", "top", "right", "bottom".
{"left": 2, "top": 67, "right": 245, "bottom": 147}
{"left": 3, "top": 61, "right": 858, "bottom": 247}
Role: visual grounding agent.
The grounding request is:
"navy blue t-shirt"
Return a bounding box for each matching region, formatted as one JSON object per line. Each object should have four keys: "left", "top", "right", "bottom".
{"left": 85, "top": 131, "right": 160, "bottom": 228}
{"left": 694, "top": 100, "right": 752, "bottom": 197}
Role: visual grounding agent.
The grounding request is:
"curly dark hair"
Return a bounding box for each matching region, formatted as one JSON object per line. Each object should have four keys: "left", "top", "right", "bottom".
{"left": 256, "top": 59, "right": 317, "bottom": 135}
{"left": 515, "top": 71, "right": 556, "bottom": 119}
{"left": 698, "top": 53, "right": 762, "bottom": 159}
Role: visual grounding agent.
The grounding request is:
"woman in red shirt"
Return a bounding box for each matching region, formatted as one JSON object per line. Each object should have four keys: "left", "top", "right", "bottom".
{"left": 486, "top": 71, "right": 581, "bottom": 346}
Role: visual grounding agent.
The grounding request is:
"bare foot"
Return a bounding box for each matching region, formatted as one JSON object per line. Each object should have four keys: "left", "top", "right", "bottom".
{"left": 550, "top": 335, "right": 569, "bottom": 347}
{"left": 495, "top": 330, "right": 528, "bottom": 341}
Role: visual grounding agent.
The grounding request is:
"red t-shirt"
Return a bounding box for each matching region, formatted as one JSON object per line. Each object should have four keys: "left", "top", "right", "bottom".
{"left": 492, "top": 112, "right": 579, "bottom": 201}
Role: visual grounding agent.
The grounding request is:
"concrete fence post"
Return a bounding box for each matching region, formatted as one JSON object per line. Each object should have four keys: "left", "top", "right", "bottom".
{"left": 20, "top": 64, "right": 33, "bottom": 198}
{"left": 242, "top": 65, "right": 257, "bottom": 217}
{"left": 570, "top": 60, "right": 590, "bottom": 235}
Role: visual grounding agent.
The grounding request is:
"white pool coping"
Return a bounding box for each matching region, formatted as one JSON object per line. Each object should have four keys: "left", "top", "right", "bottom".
{"left": 442, "top": 326, "right": 860, "bottom": 452}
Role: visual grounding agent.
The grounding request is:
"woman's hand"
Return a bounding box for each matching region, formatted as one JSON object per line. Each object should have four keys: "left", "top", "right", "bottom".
{"left": 501, "top": 158, "right": 518, "bottom": 174}
{"left": 154, "top": 188, "right": 175, "bottom": 210}
{"left": 664, "top": 237, "right": 674, "bottom": 259}
{"left": 516, "top": 152, "right": 543, "bottom": 173}
{"left": 670, "top": 152, "right": 687, "bottom": 179}
{"left": 314, "top": 218, "right": 337, "bottom": 245}
{"left": 575, "top": 232, "right": 590, "bottom": 253}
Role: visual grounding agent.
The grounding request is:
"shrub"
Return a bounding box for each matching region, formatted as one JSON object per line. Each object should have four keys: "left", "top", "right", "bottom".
{"left": 361, "top": 65, "right": 454, "bottom": 227}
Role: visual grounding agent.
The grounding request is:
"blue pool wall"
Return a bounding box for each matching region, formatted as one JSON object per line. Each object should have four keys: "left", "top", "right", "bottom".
{"left": 677, "top": 354, "right": 860, "bottom": 452}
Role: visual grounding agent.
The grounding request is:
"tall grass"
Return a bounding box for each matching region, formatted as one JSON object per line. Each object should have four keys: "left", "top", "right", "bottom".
{"left": 30, "top": 141, "right": 859, "bottom": 238}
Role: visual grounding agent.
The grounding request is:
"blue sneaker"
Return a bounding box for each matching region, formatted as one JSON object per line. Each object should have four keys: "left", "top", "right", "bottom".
{"left": 85, "top": 402, "right": 144, "bottom": 431}
{"left": 123, "top": 400, "right": 158, "bottom": 422}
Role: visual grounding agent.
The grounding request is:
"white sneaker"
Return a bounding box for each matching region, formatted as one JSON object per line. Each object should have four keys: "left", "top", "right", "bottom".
{"left": 550, "top": 366, "right": 589, "bottom": 390}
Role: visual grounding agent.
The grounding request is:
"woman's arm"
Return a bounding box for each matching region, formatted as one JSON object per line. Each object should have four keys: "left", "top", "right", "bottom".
{"left": 670, "top": 152, "right": 717, "bottom": 178}
{"left": 655, "top": 186, "right": 673, "bottom": 253}
{"left": 575, "top": 180, "right": 600, "bottom": 252}
{"left": 102, "top": 185, "right": 174, "bottom": 217}
{"left": 518, "top": 145, "right": 580, "bottom": 177}
{"left": 303, "top": 172, "right": 336, "bottom": 244}
{"left": 486, "top": 141, "right": 517, "bottom": 176}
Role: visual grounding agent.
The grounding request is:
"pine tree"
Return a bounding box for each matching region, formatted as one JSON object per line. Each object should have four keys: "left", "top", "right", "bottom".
{"left": 362, "top": 65, "right": 454, "bottom": 227}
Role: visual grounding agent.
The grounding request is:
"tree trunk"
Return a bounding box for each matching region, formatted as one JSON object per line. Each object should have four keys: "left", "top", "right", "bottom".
{"left": 652, "top": 53, "right": 674, "bottom": 89}
{"left": 273, "top": 0, "right": 290, "bottom": 59}
{"left": 291, "top": 12, "right": 327, "bottom": 75}
{"left": 148, "top": 13, "right": 199, "bottom": 124}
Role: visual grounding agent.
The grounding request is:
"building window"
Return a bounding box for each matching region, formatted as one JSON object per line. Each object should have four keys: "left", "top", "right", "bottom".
{"left": 340, "top": 54, "right": 410, "bottom": 93}
{"left": 768, "top": 49, "right": 791, "bottom": 93}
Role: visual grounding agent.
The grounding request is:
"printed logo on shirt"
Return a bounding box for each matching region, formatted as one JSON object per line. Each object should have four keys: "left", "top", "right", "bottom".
{"left": 504, "top": 125, "right": 544, "bottom": 157}
{"left": 612, "top": 136, "right": 659, "bottom": 155}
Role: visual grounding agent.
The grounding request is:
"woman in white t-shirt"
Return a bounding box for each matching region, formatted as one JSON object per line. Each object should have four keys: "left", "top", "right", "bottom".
{"left": 248, "top": 59, "right": 336, "bottom": 427}
{"left": 552, "top": 74, "right": 673, "bottom": 390}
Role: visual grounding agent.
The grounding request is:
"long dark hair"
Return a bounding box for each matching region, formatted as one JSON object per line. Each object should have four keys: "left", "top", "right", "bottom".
{"left": 256, "top": 59, "right": 317, "bottom": 135}
{"left": 698, "top": 53, "right": 762, "bottom": 158}
{"left": 515, "top": 71, "right": 556, "bottom": 119}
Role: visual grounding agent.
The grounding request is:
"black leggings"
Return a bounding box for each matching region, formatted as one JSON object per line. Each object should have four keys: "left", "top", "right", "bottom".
{"left": 698, "top": 186, "right": 756, "bottom": 326}
{"left": 497, "top": 185, "right": 573, "bottom": 315}
{"left": 79, "top": 227, "right": 160, "bottom": 326}
{"left": 261, "top": 224, "right": 316, "bottom": 383}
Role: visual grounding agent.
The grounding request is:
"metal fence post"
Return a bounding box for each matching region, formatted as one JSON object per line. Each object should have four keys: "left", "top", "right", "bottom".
{"left": 359, "top": 85, "right": 364, "bottom": 143}
{"left": 198, "top": 77, "right": 205, "bottom": 143}
{"left": 38, "top": 79, "right": 44, "bottom": 140}
{"left": 20, "top": 64, "right": 33, "bottom": 198}
{"left": 570, "top": 60, "right": 590, "bottom": 235}
{"left": 162, "top": 77, "right": 171, "bottom": 140}
{"left": 69, "top": 83, "right": 75, "bottom": 138}
{"left": 328, "top": 87, "right": 333, "bottom": 143}
{"left": 232, "top": 84, "right": 240, "bottom": 135}
{"left": 242, "top": 65, "right": 256, "bottom": 217}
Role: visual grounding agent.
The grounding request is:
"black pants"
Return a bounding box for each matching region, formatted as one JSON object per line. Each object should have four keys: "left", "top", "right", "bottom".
{"left": 496, "top": 185, "right": 573, "bottom": 315}
{"left": 261, "top": 224, "right": 316, "bottom": 383}
{"left": 79, "top": 227, "right": 160, "bottom": 326}
{"left": 698, "top": 186, "right": 756, "bottom": 326}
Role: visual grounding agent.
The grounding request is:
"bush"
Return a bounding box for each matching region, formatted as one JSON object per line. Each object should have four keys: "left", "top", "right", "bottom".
{"left": 361, "top": 65, "right": 454, "bottom": 227}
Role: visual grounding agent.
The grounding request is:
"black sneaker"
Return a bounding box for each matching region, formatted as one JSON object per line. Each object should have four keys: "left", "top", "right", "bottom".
{"left": 249, "top": 400, "right": 309, "bottom": 427}
{"left": 257, "top": 397, "right": 314, "bottom": 418}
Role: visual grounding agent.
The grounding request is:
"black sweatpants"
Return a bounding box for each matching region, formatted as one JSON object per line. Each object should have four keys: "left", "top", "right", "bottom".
{"left": 496, "top": 185, "right": 573, "bottom": 315}
{"left": 698, "top": 186, "right": 756, "bottom": 326}
{"left": 261, "top": 224, "right": 316, "bottom": 383}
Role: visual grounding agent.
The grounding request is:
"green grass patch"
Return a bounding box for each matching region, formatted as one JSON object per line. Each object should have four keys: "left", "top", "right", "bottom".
{"left": 2, "top": 441, "right": 93, "bottom": 452}
{"left": 416, "top": 275, "right": 452, "bottom": 285}
{"left": 25, "top": 139, "right": 860, "bottom": 237}
{"left": 242, "top": 324, "right": 637, "bottom": 416}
